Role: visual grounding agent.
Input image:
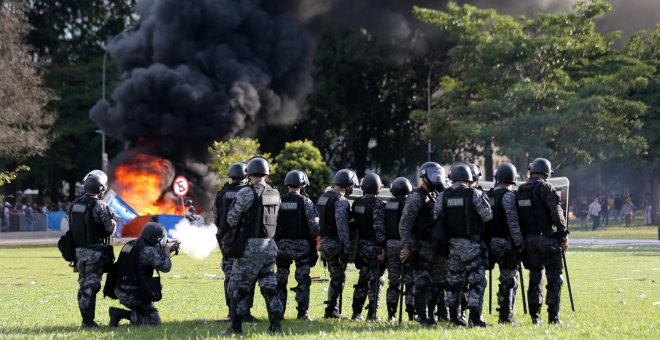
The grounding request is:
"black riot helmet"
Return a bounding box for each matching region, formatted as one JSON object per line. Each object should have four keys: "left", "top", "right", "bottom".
{"left": 449, "top": 162, "right": 473, "bottom": 182}
{"left": 528, "top": 158, "right": 553, "bottom": 177}
{"left": 390, "top": 177, "right": 413, "bottom": 197}
{"left": 141, "top": 222, "right": 166, "bottom": 246}
{"left": 494, "top": 163, "right": 518, "bottom": 184}
{"left": 284, "top": 170, "right": 309, "bottom": 188}
{"left": 420, "top": 162, "right": 447, "bottom": 192}
{"left": 83, "top": 175, "right": 105, "bottom": 195}
{"left": 469, "top": 163, "right": 482, "bottom": 183}
{"left": 360, "top": 173, "right": 383, "bottom": 195}
{"left": 227, "top": 162, "right": 247, "bottom": 179}
{"left": 246, "top": 156, "right": 270, "bottom": 176}
{"left": 333, "top": 169, "right": 359, "bottom": 195}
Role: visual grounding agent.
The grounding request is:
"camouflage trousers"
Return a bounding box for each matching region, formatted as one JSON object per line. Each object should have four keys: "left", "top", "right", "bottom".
{"left": 221, "top": 256, "right": 256, "bottom": 314}
{"left": 229, "top": 238, "right": 283, "bottom": 323}
{"left": 524, "top": 235, "right": 563, "bottom": 317}
{"left": 320, "top": 237, "right": 346, "bottom": 313}
{"left": 116, "top": 286, "right": 161, "bottom": 325}
{"left": 386, "top": 240, "right": 414, "bottom": 309}
{"left": 75, "top": 247, "right": 106, "bottom": 324}
{"left": 490, "top": 237, "right": 519, "bottom": 320}
{"left": 276, "top": 239, "right": 313, "bottom": 316}
{"left": 413, "top": 240, "right": 448, "bottom": 320}
{"left": 445, "top": 238, "right": 487, "bottom": 314}
{"left": 352, "top": 240, "right": 383, "bottom": 316}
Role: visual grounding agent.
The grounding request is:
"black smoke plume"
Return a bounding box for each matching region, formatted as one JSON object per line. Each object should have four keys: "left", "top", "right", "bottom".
{"left": 90, "top": 0, "right": 314, "bottom": 213}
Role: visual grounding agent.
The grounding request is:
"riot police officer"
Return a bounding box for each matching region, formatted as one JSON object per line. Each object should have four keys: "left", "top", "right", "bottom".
{"left": 213, "top": 162, "right": 256, "bottom": 321}
{"left": 434, "top": 162, "right": 492, "bottom": 327}
{"left": 224, "top": 156, "right": 282, "bottom": 335}
{"left": 399, "top": 162, "right": 448, "bottom": 326}
{"left": 275, "top": 170, "right": 320, "bottom": 321}
{"left": 516, "top": 158, "right": 568, "bottom": 325}
{"left": 350, "top": 173, "right": 386, "bottom": 321}
{"left": 486, "top": 163, "right": 524, "bottom": 324}
{"left": 318, "top": 169, "right": 358, "bottom": 319}
{"left": 109, "top": 222, "right": 177, "bottom": 326}
{"left": 385, "top": 177, "right": 414, "bottom": 321}
{"left": 69, "top": 172, "right": 116, "bottom": 327}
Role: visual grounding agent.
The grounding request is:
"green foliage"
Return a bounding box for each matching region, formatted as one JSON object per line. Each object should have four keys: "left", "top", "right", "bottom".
{"left": 208, "top": 138, "right": 274, "bottom": 186}
{"left": 0, "top": 244, "right": 658, "bottom": 338}
{"left": 271, "top": 140, "right": 332, "bottom": 199}
{"left": 0, "top": 165, "right": 29, "bottom": 187}
{"left": 413, "top": 0, "right": 652, "bottom": 170}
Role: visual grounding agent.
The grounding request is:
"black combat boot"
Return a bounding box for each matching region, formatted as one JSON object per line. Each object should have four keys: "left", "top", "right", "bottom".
{"left": 436, "top": 294, "right": 450, "bottom": 322}
{"left": 387, "top": 302, "right": 398, "bottom": 321}
{"left": 468, "top": 307, "right": 487, "bottom": 328}
{"left": 449, "top": 307, "right": 467, "bottom": 327}
{"left": 497, "top": 288, "right": 516, "bottom": 324}
{"left": 548, "top": 306, "right": 563, "bottom": 325}
{"left": 297, "top": 308, "right": 313, "bottom": 321}
{"left": 406, "top": 304, "right": 415, "bottom": 321}
{"left": 529, "top": 304, "right": 542, "bottom": 325}
{"left": 268, "top": 319, "right": 283, "bottom": 335}
{"left": 351, "top": 293, "right": 366, "bottom": 321}
{"left": 109, "top": 307, "right": 131, "bottom": 327}
{"left": 224, "top": 316, "right": 243, "bottom": 335}
{"left": 323, "top": 302, "right": 344, "bottom": 319}
{"left": 366, "top": 301, "right": 379, "bottom": 321}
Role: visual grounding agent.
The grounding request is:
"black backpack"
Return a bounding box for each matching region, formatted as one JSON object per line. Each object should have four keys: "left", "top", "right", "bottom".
{"left": 57, "top": 230, "right": 76, "bottom": 262}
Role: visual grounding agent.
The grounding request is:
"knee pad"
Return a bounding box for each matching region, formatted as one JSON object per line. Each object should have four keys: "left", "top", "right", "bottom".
{"left": 89, "top": 281, "right": 101, "bottom": 294}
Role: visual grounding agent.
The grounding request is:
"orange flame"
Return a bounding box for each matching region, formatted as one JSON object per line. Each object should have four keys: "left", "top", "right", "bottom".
{"left": 111, "top": 154, "right": 180, "bottom": 215}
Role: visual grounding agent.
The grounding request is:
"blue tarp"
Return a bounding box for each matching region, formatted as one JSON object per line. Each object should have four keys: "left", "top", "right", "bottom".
{"left": 157, "top": 214, "right": 185, "bottom": 237}
{"left": 47, "top": 211, "right": 67, "bottom": 231}
{"left": 104, "top": 190, "right": 138, "bottom": 223}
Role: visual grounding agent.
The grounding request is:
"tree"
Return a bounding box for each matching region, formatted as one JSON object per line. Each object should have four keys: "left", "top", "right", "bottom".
{"left": 413, "top": 0, "right": 651, "bottom": 178}
{"left": 208, "top": 138, "right": 274, "bottom": 187}
{"left": 22, "top": 0, "right": 135, "bottom": 202}
{"left": 271, "top": 140, "right": 332, "bottom": 199}
{"left": 624, "top": 24, "right": 660, "bottom": 223}
{"left": 0, "top": 1, "right": 55, "bottom": 159}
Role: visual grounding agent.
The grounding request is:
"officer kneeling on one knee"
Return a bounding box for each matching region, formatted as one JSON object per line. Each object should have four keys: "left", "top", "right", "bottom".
{"left": 109, "top": 222, "right": 177, "bottom": 326}
{"left": 275, "top": 170, "right": 320, "bottom": 321}
{"left": 351, "top": 173, "right": 386, "bottom": 321}
{"left": 433, "top": 162, "right": 493, "bottom": 327}
{"left": 516, "top": 158, "right": 568, "bottom": 325}
{"left": 223, "top": 156, "right": 283, "bottom": 335}
{"left": 485, "top": 163, "right": 524, "bottom": 324}
{"left": 69, "top": 171, "right": 116, "bottom": 328}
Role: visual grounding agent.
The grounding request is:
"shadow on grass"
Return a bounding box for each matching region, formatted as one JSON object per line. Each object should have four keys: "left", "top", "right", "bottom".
{"left": 569, "top": 246, "right": 660, "bottom": 254}
{"left": 0, "top": 318, "right": 429, "bottom": 337}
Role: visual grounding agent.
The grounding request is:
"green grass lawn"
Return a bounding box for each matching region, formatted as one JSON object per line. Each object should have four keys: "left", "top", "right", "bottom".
{"left": 568, "top": 221, "right": 658, "bottom": 240}
{"left": 0, "top": 244, "right": 658, "bottom": 339}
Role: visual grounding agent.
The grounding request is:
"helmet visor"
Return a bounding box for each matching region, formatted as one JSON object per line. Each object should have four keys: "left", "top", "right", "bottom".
{"left": 425, "top": 167, "right": 446, "bottom": 184}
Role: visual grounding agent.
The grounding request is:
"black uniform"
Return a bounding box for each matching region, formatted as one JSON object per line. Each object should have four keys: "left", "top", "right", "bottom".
{"left": 516, "top": 177, "right": 567, "bottom": 323}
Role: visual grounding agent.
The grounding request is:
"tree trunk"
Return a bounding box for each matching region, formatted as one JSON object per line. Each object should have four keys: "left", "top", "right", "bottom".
{"left": 652, "top": 167, "right": 660, "bottom": 226}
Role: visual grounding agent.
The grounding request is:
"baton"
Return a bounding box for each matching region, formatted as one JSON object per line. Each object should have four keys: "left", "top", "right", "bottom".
{"left": 562, "top": 249, "right": 576, "bottom": 312}
{"left": 488, "top": 269, "right": 492, "bottom": 314}
{"left": 339, "top": 262, "right": 346, "bottom": 315}
{"left": 398, "top": 265, "right": 405, "bottom": 323}
{"left": 518, "top": 264, "right": 527, "bottom": 314}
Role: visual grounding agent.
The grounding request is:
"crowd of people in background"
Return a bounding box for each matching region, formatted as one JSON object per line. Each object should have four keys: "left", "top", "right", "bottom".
{"left": 0, "top": 200, "right": 72, "bottom": 231}
{"left": 571, "top": 192, "right": 653, "bottom": 230}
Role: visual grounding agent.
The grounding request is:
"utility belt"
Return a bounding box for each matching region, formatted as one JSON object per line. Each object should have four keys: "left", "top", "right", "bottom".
{"left": 526, "top": 230, "right": 557, "bottom": 237}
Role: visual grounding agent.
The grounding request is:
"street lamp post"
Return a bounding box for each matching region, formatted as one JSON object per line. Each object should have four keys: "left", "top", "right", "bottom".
{"left": 426, "top": 56, "right": 442, "bottom": 162}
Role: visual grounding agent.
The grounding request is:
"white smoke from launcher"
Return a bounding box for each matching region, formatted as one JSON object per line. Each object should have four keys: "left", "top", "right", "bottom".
{"left": 169, "top": 219, "right": 218, "bottom": 260}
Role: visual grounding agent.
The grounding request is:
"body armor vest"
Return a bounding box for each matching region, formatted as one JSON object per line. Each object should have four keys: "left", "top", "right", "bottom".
{"left": 516, "top": 180, "right": 553, "bottom": 235}
{"left": 69, "top": 195, "right": 109, "bottom": 247}
{"left": 385, "top": 197, "right": 406, "bottom": 240}
{"left": 486, "top": 187, "right": 511, "bottom": 238}
{"left": 352, "top": 195, "right": 377, "bottom": 242}
{"left": 215, "top": 183, "right": 243, "bottom": 231}
{"left": 317, "top": 191, "right": 341, "bottom": 237}
{"left": 243, "top": 185, "right": 281, "bottom": 239}
{"left": 442, "top": 186, "right": 483, "bottom": 238}
{"left": 115, "top": 239, "right": 153, "bottom": 287}
{"left": 412, "top": 188, "right": 435, "bottom": 239}
{"left": 276, "top": 193, "right": 309, "bottom": 240}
